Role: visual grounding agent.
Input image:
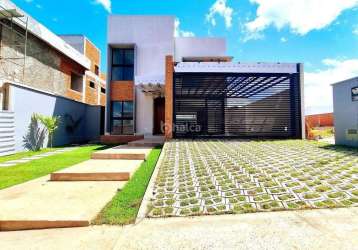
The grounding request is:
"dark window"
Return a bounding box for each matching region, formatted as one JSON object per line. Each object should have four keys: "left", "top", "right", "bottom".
{"left": 70, "top": 73, "right": 83, "bottom": 92}
{"left": 89, "top": 81, "right": 95, "bottom": 89}
{"left": 111, "top": 48, "right": 134, "bottom": 81}
{"left": 94, "top": 65, "right": 99, "bottom": 76}
{"left": 111, "top": 101, "right": 134, "bottom": 135}
{"left": 101, "top": 87, "right": 106, "bottom": 94}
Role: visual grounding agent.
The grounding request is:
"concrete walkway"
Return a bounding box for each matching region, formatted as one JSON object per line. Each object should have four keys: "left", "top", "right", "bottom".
{"left": 0, "top": 147, "right": 78, "bottom": 168}
{"left": 0, "top": 145, "right": 150, "bottom": 231}
{"left": 1, "top": 207, "right": 357, "bottom": 249}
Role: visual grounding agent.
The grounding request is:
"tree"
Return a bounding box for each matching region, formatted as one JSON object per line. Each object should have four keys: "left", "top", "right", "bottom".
{"left": 37, "top": 114, "right": 60, "bottom": 148}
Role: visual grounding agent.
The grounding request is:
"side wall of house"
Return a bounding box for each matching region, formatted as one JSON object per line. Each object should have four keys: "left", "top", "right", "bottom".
{"left": 333, "top": 79, "right": 358, "bottom": 147}
{"left": 10, "top": 85, "right": 101, "bottom": 152}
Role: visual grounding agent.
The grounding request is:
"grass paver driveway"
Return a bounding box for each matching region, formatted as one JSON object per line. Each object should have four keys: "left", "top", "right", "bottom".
{"left": 149, "top": 140, "right": 358, "bottom": 217}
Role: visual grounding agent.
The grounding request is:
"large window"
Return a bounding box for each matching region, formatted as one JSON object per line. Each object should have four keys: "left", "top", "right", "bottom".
{"left": 111, "top": 101, "right": 134, "bottom": 135}
{"left": 111, "top": 48, "right": 134, "bottom": 81}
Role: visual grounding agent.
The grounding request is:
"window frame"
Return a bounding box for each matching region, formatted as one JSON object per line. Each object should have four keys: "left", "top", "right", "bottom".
{"left": 111, "top": 101, "right": 134, "bottom": 135}
{"left": 111, "top": 48, "right": 134, "bottom": 81}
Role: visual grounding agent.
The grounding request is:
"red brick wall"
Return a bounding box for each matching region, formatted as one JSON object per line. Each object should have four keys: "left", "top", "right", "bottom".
{"left": 60, "top": 54, "right": 86, "bottom": 103}
{"left": 306, "top": 113, "right": 334, "bottom": 127}
{"left": 165, "top": 55, "right": 174, "bottom": 139}
{"left": 110, "top": 81, "right": 134, "bottom": 101}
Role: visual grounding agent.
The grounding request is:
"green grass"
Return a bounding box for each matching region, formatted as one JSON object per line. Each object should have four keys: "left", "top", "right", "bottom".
{"left": 93, "top": 147, "right": 162, "bottom": 225}
{"left": 0, "top": 145, "right": 105, "bottom": 190}
{"left": 0, "top": 148, "right": 58, "bottom": 164}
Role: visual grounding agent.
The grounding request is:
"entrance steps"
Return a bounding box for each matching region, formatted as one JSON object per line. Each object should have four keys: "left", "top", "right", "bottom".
{"left": 128, "top": 136, "right": 165, "bottom": 147}
{"left": 0, "top": 144, "right": 151, "bottom": 231}
{"left": 91, "top": 145, "right": 152, "bottom": 160}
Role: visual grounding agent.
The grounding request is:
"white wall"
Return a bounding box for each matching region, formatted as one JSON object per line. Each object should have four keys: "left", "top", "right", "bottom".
{"left": 108, "top": 15, "right": 175, "bottom": 78}
{"left": 135, "top": 87, "right": 153, "bottom": 135}
{"left": 59, "top": 35, "right": 85, "bottom": 54}
{"left": 174, "top": 37, "right": 227, "bottom": 62}
{"left": 333, "top": 79, "right": 358, "bottom": 147}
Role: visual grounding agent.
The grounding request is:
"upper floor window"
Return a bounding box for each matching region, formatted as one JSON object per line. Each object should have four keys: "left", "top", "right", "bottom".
{"left": 89, "top": 81, "right": 95, "bottom": 89}
{"left": 70, "top": 73, "right": 83, "bottom": 92}
{"left": 111, "top": 48, "right": 134, "bottom": 81}
{"left": 94, "top": 65, "right": 99, "bottom": 76}
{"left": 101, "top": 87, "right": 106, "bottom": 94}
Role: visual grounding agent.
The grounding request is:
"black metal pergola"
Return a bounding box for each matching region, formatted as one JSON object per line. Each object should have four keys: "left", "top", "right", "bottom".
{"left": 173, "top": 72, "right": 302, "bottom": 138}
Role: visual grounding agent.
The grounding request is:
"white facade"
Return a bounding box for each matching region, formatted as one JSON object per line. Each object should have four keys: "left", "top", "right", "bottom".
{"left": 174, "top": 37, "right": 226, "bottom": 62}
{"left": 108, "top": 15, "right": 175, "bottom": 79}
{"left": 106, "top": 15, "right": 303, "bottom": 138}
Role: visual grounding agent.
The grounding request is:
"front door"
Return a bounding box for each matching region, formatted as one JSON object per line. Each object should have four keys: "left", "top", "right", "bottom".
{"left": 153, "top": 97, "right": 165, "bottom": 135}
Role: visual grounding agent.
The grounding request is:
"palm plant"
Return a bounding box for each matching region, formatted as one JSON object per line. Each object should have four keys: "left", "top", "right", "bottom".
{"left": 37, "top": 114, "right": 60, "bottom": 148}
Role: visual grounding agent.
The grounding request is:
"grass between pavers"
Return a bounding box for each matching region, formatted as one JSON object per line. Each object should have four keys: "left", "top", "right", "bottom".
{"left": 0, "top": 145, "right": 106, "bottom": 190}
{"left": 93, "top": 147, "right": 162, "bottom": 225}
{"left": 0, "top": 148, "right": 58, "bottom": 164}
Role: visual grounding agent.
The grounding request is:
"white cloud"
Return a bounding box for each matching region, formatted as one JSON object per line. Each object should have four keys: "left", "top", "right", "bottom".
{"left": 206, "top": 0, "right": 233, "bottom": 29}
{"left": 280, "top": 37, "right": 287, "bottom": 43}
{"left": 246, "top": 0, "right": 358, "bottom": 39}
{"left": 305, "top": 58, "right": 358, "bottom": 114}
{"left": 93, "top": 0, "right": 111, "bottom": 13}
{"left": 353, "top": 25, "right": 358, "bottom": 35}
{"left": 174, "top": 18, "right": 195, "bottom": 37}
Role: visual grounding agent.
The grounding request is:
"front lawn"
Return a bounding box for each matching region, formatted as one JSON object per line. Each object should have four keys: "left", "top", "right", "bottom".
{"left": 0, "top": 148, "right": 58, "bottom": 164}
{"left": 0, "top": 145, "right": 106, "bottom": 190}
{"left": 93, "top": 147, "right": 162, "bottom": 225}
{"left": 149, "top": 140, "right": 358, "bottom": 217}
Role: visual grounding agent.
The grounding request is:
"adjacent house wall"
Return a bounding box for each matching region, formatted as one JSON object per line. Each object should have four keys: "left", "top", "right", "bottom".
{"left": 174, "top": 37, "right": 227, "bottom": 62}
{"left": 60, "top": 35, "right": 107, "bottom": 106}
{"left": 333, "top": 78, "right": 358, "bottom": 147}
{"left": 0, "top": 23, "right": 86, "bottom": 98}
{"left": 10, "top": 84, "right": 101, "bottom": 152}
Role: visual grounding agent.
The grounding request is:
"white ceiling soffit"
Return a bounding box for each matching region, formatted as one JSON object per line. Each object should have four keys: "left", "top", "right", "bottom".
{"left": 135, "top": 75, "right": 165, "bottom": 85}
{"left": 175, "top": 62, "right": 298, "bottom": 74}
{"left": 0, "top": 0, "right": 90, "bottom": 69}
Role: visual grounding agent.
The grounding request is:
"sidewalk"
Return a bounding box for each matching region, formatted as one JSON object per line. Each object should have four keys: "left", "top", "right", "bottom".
{"left": 1, "top": 207, "right": 357, "bottom": 249}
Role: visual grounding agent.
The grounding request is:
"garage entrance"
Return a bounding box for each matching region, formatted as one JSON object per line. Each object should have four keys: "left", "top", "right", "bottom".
{"left": 173, "top": 72, "right": 302, "bottom": 138}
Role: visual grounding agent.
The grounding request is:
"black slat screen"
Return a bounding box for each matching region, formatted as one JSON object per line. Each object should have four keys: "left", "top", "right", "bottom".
{"left": 173, "top": 72, "right": 302, "bottom": 138}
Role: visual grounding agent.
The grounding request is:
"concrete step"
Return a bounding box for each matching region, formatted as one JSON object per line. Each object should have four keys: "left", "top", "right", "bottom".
{"left": 91, "top": 145, "right": 152, "bottom": 160}
{"left": 91, "top": 152, "right": 146, "bottom": 160}
{"left": 50, "top": 172, "right": 130, "bottom": 181}
{"left": 0, "top": 220, "right": 89, "bottom": 232}
{"left": 127, "top": 137, "right": 165, "bottom": 148}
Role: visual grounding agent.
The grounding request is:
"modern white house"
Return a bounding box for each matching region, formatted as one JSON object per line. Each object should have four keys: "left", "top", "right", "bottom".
{"left": 104, "top": 15, "right": 305, "bottom": 143}
{"left": 332, "top": 77, "right": 358, "bottom": 147}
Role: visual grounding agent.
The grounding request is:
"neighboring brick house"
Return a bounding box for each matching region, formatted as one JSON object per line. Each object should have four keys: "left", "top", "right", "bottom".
{"left": 0, "top": 1, "right": 105, "bottom": 155}
{"left": 104, "top": 16, "right": 304, "bottom": 142}
{"left": 60, "top": 35, "right": 106, "bottom": 106}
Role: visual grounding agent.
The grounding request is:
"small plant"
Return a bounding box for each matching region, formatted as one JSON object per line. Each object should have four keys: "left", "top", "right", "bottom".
{"left": 165, "top": 199, "right": 175, "bottom": 205}
{"left": 303, "top": 192, "right": 320, "bottom": 199}
{"left": 152, "top": 208, "right": 163, "bottom": 216}
{"left": 164, "top": 207, "right": 174, "bottom": 214}
{"left": 180, "top": 208, "right": 190, "bottom": 215}
{"left": 315, "top": 185, "right": 331, "bottom": 193}
{"left": 180, "top": 200, "right": 189, "bottom": 207}
{"left": 36, "top": 114, "right": 60, "bottom": 148}
{"left": 191, "top": 206, "right": 201, "bottom": 213}
{"left": 328, "top": 192, "right": 345, "bottom": 199}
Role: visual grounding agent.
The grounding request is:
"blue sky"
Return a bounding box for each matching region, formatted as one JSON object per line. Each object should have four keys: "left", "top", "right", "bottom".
{"left": 12, "top": 0, "right": 358, "bottom": 114}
